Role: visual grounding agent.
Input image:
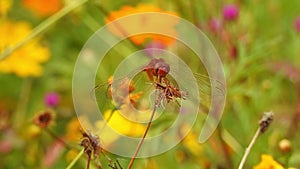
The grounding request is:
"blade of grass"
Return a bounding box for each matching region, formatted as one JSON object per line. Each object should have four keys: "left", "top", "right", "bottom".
{"left": 66, "top": 148, "right": 85, "bottom": 169}
{"left": 0, "top": 0, "right": 88, "bottom": 60}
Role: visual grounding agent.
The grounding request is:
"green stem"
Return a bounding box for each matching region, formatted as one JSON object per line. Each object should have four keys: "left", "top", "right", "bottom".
{"left": 217, "top": 125, "right": 233, "bottom": 169}
{"left": 13, "top": 78, "right": 32, "bottom": 129}
{"left": 81, "top": 11, "right": 141, "bottom": 59}
{"left": 45, "top": 128, "right": 75, "bottom": 150}
{"left": 221, "top": 128, "right": 243, "bottom": 153}
{"left": 0, "top": 0, "right": 88, "bottom": 60}
{"left": 66, "top": 148, "right": 85, "bottom": 169}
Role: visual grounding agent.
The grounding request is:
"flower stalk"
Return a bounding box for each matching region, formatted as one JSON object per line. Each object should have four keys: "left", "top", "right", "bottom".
{"left": 66, "top": 148, "right": 84, "bottom": 169}
{"left": 127, "top": 91, "right": 163, "bottom": 169}
{"left": 237, "top": 112, "right": 274, "bottom": 169}
{"left": 13, "top": 78, "right": 32, "bottom": 129}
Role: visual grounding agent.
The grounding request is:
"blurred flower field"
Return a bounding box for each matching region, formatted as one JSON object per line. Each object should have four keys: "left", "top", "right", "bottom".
{"left": 1, "top": 0, "right": 300, "bottom": 169}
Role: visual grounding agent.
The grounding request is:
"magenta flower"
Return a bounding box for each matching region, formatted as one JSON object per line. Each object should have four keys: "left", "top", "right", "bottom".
{"left": 144, "top": 41, "right": 166, "bottom": 58}
{"left": 223, "top": 4, "right": 239, "bottom": 21}
{"left": 44, "top": 92, "right": 60, "bottom": 107}
{"left": 295, "top": 16, "right": 300, "bottom": 33}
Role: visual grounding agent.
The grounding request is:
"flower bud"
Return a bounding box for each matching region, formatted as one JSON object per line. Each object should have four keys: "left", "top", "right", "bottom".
{"left": 278, "top": 139, "right": 291, "bottom": 153}
{"left": 223, "top": 4, "right": 239, "bottom": 21}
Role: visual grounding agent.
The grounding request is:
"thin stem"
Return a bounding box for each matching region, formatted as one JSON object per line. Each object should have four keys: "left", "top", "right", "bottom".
{"left": 127, "top": 92, "right": 162, "bottom": 169}
{"left": 99, "top": 108, "right": 117, "bottom": 132}
{"left": 45, "top": 128, "right": 74, "bottom": 150}
{"left": 217, "top": 126, "right": 233, "bottom": 169}
{"left": 80, "top": 12, "right": 137, "bottom": 60}
{"left": 189, "top": 0, "right": 199, "bottom": 26}
{"left": 286, "top": 82, "right": 300, "bottom": 138}
{"left": 221, "top": 129, "right": 243, "bottom": 153}
{"left": 237, "top": 128, "right": 261, "bottom": 169}
{"left": 238, "top": 112, "right": 273, "bottom": 169}
{"left": 66, "top": 148, "right": 84, "bottom": 169}
{"left": 95, "top": 4, "right": 143, "bottom": 50}
{"left": 86, "top": 154, "right": 91, "bottom": 169}
{"left": 0, "top": 0, "right": 88, "bottom": 60}
{"left": 13, "top": 78, "right": 32, "bottom": 129}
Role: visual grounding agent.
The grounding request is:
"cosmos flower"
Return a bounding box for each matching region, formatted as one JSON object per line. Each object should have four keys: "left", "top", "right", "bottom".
{"left": 223, "top": 4, "right": 239, "bottom": 21}
{"left": 253, "top": 154, "right": 284, "bottom": 169}
{"left": 105, "top": 4, "right": 178, "bottom": 46}
{"left": 22, "top": 0, "right": 63, "bottom": 17}
{"left": 0, "top": 21, "right": 50, "bottom": 77}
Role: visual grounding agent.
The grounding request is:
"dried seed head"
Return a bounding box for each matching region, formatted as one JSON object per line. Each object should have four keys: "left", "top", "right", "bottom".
{"left": 80, "top": 131, "right": 103, "bottom": 157}
{"left": 33, "top": 110, "right": 55, "bottom": 128}
{"left": 259, "top": 112, "right": 273, "bottom": 133}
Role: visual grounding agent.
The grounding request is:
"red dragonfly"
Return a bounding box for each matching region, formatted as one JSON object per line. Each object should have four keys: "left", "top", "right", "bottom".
{"left": 142, "top": 58, "right": 170, "bottom": 83}
{"left": 93, "top": 58, "right": 225, "bottom": 111}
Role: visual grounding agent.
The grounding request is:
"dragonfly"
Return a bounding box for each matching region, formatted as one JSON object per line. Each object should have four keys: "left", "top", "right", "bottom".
{"left": 93, "top": 57, "right": 225, "bottom": 113}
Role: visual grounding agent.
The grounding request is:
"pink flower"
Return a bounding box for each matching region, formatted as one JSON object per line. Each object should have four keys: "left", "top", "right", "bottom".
{"left": 209, "top": 18, "right": 222, "bottom": 32}
{"left": 294, "top": 16, "right": 300, "bottom": 33}
{"left": 44, "top": 92, "right": 60, "bottom": 107}
{"left": 223, "top": 4, "right": 239, "bottom": 21}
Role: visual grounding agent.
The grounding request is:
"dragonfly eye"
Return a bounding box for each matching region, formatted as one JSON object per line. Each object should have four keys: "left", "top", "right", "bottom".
{"left": 156, "top": 66, "right": 169, "bottom": 77}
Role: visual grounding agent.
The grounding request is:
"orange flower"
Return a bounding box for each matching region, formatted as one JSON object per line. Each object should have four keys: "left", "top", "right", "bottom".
{"left": 105, "top": 4, "right": 178, "bottom": 46}
{"left": 22, "top": 0, "right": 63, "bottom": 16}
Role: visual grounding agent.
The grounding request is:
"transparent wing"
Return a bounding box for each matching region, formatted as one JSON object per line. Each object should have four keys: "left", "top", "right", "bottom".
{"left": 192, "top": 72, "right": 226, "bottom": 111}
{"left": 192, "top": 73, "right": 226, "bottom": 97}
{"left": 93, "top": 68, "right": 226, "bottom": 115}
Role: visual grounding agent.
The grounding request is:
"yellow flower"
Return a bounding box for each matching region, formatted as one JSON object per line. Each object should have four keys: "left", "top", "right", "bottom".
{"left": 65, "top": 117, "right": 82, "bottom": 142}
{"left": 253, "top": 154, "right": 284, "bottom": 169}
{"left": 25, "top": 124, "right": 41, "bottom": 138}
{"left": 0, "top": 0, "right": 11, "bottom": 16}
{"left": 0, "top": 21, "right": 50, "bottom": 77}
{"left": 22, "top": 0, "right": 63, "bottom": 17}
{"left": 105, "top": 4, "right": 178, "bottom": 46}
{"left": 98, "top": 109, "right": 146, "bottom": 137}
{"left": 95, "top": 109, "right": 147, "bottom": 146}
{"left": 65, "top": 116, "right": 95, "bottom": 142}
{"left": 180, "top": 125, "right": 203, "bottom": 156}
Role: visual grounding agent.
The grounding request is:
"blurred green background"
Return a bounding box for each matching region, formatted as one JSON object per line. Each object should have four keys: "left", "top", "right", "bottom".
{"left": 1, "top": 0, "right": 300, "bottom": 168}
